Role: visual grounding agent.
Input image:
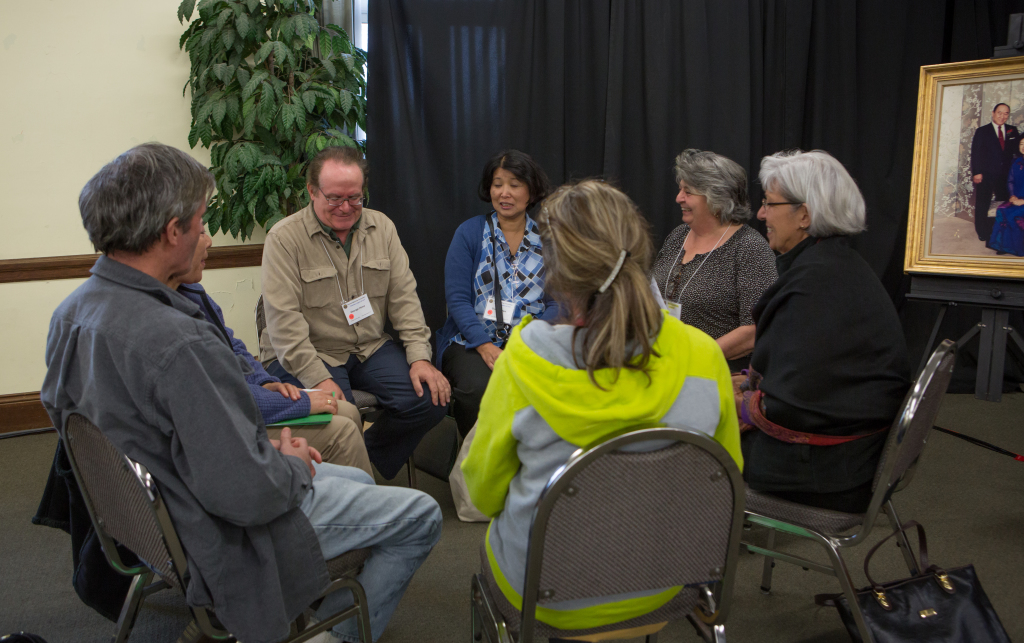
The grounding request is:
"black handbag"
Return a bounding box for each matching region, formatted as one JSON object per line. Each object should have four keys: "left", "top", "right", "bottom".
{"left": 816, "top": 521, "right": 1010, "bottom": 643}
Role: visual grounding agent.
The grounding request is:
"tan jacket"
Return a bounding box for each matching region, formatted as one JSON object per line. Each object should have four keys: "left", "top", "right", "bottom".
{"left": 260, "top": 204, "right": 432, "bottom": 388}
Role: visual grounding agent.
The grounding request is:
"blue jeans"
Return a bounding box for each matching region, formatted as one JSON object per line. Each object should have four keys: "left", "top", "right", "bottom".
{"left": 302, "top": 462, "right": 443, "bottom": 642}
{"left": 268, "top": 341, "right": 449, "bottom": 479}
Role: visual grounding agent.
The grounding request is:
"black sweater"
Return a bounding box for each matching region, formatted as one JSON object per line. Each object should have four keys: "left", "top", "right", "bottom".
{"left": 745, "top": 236, "right": 911, "bottom": 494}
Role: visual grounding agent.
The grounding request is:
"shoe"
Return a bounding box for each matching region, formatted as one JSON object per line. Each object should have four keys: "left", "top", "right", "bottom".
{"left": 304, "top": 630, "right": 342, "bottom": 643}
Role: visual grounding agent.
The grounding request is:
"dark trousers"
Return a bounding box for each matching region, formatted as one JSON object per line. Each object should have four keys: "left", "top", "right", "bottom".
{"left": 267, "top": 341, "right": 448, "bottom": 479}
{"left": 441, "top": 343, "right": 493, "bottom": 437}
{"left": 974, "top": 178, "right": 1006, "bottom": 241}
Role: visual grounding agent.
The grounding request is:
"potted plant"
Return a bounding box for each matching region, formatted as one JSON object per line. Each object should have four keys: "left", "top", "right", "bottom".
{"left": 178, "top": 0, "right": 366, "bottom": 239}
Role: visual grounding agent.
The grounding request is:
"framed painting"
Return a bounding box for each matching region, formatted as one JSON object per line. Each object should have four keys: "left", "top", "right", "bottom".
{"left": 906, "top": 57, "right": 1024, "bottom": 278}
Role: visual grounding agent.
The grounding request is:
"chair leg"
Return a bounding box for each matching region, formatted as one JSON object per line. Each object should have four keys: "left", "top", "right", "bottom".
{"left": 759, "top": 528, "right": 776, "bottom": 593}
{"left": 113, "top": 571, "right": 151, "bottom": 643}
{"left": 712, "top": 624, "right": 726, "bottom": 643}
{"left": 407, "top": 456, "right": 417, "bottom": 488}
{"left": 884, "top": 500, "right": 920, "bottom": 575}
{"left": 349, "top": 578, "right": 372, "bottom": 643}
{"left": 819, "top": 537, "right": 874, "bottom": 643}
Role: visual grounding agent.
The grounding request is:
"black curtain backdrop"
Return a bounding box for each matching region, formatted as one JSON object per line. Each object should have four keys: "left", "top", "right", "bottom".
{"left": 367, "top": 0, "right": 1024, "bottom": 387}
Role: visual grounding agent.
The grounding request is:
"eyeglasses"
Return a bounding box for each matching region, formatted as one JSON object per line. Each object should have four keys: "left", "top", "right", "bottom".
{"left": 761, "top": 198, "right": 802, "bottom": 209}
{"left": 317, "top": 188, "right": 364, "bottom": 207}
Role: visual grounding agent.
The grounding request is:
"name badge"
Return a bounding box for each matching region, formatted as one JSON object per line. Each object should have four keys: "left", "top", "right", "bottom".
{"left": 665, "top": 301, "right": 682, "bottom": 320}
{"left": 483, "top": 297, "right": 517, "bottom": 323}
{"left": 343, "top": 294, "right": 374, "bottom": 325}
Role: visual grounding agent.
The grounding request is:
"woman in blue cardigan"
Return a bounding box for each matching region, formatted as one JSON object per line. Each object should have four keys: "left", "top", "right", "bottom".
{"left": 436, "top": 150, "right": 559, "bottom": 436}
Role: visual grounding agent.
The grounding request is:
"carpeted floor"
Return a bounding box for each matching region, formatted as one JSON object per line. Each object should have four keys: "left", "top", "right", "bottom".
{"left": 2, "top": 393, "right": 1021, "bottom": 642}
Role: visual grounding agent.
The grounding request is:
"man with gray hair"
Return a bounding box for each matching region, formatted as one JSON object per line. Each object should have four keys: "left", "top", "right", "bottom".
{"left": 41, "top": 143, "right": 441, "bottom": 643}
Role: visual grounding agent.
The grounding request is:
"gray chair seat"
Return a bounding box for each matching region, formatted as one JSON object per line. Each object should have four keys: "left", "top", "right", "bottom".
{"left": 327, "top": 548, "right": 372, "bottom": 580}
{"left": 350, "top": 389, "right": 380, "bottom": 411}
{"left": 744, "top": 487, "right": 863, "bottom": 535}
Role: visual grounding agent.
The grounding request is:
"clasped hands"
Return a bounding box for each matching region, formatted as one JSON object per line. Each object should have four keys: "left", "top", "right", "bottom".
{"left": 262, "top": 381, "right": 339, "bottom": 415}
{"left": 270, "top": 426, "right": 321, "bottom": 478}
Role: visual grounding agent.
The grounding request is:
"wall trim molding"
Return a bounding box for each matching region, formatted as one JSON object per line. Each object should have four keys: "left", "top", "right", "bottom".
{"left": 0, "top": 245, "right": 264, "bottom": 284}
{"left": 0, "top": 392, "right": 52, "bottom": 435}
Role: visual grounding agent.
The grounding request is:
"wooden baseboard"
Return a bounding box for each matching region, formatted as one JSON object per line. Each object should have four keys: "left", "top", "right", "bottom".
{"left": 0, "top": 245, "right": 263, "bottom": 284}
{"left": 0, "top": 392, "right": 52, "bottom": 434}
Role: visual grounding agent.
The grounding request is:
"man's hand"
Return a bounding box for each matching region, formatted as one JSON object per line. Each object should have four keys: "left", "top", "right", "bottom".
{"left": 263, "top": 381, "right": 302, "bottom": 401}
{"left": 475, "top": 342, "right": 503, "bottom": 370}
{"left": 315, "top": 378, "right": 346, "bottom": 400}
{"left": 974, "top": 173, "right": 984, "bottom": 184}
{"left": 409, "top": 360, "right": 451, "bottom": 406}
{"left": 307, "top": 389, "right": 339, "bottom": 415}
{"left": 275, "top": 426, "right": 318, "bottom": 478}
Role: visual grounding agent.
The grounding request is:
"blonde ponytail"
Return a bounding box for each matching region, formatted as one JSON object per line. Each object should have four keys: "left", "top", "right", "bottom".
{"left": 537, "top": 180, "right": 662, "bottom": 386}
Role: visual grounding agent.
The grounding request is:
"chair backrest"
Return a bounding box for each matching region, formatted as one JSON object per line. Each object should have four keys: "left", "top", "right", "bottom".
{"left": 255, "top": 294, "right": 266, "bottom": 342}
{"left": 61, "top": 414, "right": 190, "bottom": 593}
{"left": 863, "top": 339, "right": 956, "bottom": 526}
{"left": 519, "top": 427, "right": 745, "bottom": 639}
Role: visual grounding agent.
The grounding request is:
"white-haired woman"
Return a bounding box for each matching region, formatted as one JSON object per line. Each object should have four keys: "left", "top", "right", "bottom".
{"left": 738, "top": 150, "right": 911, "bottom": 513}
{"left": 462, "top": 180, "right": 742, "bottom": 639}
{"left": 650, "top": 149, "right": 777, "bottom": 372}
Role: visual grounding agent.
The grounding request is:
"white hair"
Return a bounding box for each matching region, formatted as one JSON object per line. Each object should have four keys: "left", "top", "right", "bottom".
{"left": 758, "top": 150, "right": 866, "bottom": 237}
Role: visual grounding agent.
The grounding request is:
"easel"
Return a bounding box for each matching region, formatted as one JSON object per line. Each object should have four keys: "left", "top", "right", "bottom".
{"left": 908, "top": 275, "right": 1024, "bottom": 402}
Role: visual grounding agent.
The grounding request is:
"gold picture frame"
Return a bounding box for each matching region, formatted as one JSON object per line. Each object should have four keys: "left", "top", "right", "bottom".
{"left": 906, "top": 57, "right": 1024, "bottom": 278}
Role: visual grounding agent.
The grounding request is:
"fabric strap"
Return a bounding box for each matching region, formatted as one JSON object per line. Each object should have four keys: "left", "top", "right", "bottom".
{"left": 746, "top": 389, "right": 888, "bottom": 446}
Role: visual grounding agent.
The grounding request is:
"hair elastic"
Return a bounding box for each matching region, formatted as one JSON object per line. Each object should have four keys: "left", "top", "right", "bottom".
{"left": 598, "top": 249, "right": 629, "bottom": 293}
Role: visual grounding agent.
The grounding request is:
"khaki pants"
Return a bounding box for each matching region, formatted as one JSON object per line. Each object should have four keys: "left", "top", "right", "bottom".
{"left": 268, "top": 400, "right": 371, "bottom": 476}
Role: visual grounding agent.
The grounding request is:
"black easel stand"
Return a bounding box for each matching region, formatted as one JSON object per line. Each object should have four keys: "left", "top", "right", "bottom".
{"left": 909, "top": 275, "right": 1024, "bottom": 402}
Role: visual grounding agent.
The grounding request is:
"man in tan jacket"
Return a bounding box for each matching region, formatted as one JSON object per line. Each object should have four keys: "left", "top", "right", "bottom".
{"left": 261, "top": 146, "right": 450, "bottom": 479}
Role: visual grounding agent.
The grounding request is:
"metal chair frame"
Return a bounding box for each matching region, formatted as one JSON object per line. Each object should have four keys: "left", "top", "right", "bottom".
{"left": 61, "top": 414, "right": 371, "bottom": 643}
{"left": 255, "top": 295, "right": 418, "bottom": 486}
{"left": 741, "top": 340, "right": 957, "bottom": 643}
{"left": 471, "top": 427, "right": 746, "bottom": 643}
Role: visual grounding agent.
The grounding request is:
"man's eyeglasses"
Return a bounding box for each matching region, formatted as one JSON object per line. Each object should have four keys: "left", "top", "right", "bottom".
{"left": 761, "top": 198, "right": 802, "bottom": 209}
{"left": 317, "top": 188, "right": 364, "bottom": 207}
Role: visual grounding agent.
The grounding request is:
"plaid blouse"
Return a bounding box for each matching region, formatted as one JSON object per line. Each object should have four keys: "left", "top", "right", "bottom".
{"left": 451, "top": 212, "right": 547, "bottom": 346}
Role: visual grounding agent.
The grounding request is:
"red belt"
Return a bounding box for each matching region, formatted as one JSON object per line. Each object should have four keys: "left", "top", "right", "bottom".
{"left": 746, "top": 390, "right": 888, "bottom": 446}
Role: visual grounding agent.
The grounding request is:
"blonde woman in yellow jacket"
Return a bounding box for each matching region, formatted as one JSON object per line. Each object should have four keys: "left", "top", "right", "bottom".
{"left": 462, "top": 180, "right": 743, "bottom": 640}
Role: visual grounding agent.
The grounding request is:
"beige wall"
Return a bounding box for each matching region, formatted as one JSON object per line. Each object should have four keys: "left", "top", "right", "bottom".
{"left": 0, "top": 0, "right": 265, "bottom": 395}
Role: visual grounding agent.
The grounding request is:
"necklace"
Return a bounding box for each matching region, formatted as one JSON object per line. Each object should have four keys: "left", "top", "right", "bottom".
{"left": 665, "top": 224, "right": 733, "bottom": 300}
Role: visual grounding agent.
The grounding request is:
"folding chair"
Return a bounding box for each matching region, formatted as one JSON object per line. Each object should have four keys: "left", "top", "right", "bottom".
{"left": 470, "top": 427, "right": 746, "bottom": 643}
{"left": 255, "top": 295, "right": 419, "bottom": 486}
{"left": 60, "top": 413, "right": 371, "bottom": 643}
{"left": 741, "top": 339, "right": 957, "bottom": 643}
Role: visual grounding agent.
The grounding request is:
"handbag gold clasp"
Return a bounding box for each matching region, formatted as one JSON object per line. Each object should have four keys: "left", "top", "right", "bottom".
{"left": 935, "top": 572, "right": 954, "bottom": 593}
{"left": 920, "top": 608, "right": 938, "bottom": 618}
{"left": 873, "top": 590, "right": 891, "bottom": 610}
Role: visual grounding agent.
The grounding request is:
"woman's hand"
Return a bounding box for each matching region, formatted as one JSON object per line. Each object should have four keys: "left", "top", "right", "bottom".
{"left": 475, "top": 342, "right": 503, "bottom": 370}
{"left": 307, "top": 390, "right": 339, "bottom": 415}
{"left": 262, "top": 381, "right": 302, "bottom": 400}
{"left": 1011, "top": 196, "right": 1024, "bottom": 206}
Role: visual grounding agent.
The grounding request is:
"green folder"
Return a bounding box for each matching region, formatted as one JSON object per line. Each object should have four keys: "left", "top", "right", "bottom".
{"left": 267, "top": 413, "right": 334, "bottom": 427}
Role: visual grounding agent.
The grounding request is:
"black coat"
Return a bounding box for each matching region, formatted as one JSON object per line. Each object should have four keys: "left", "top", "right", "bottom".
{"left": 744, "top": 236, "right": 911, "bottom": 495}
{"left": 970, "top": 122, "right": 1020, "bottom": 183}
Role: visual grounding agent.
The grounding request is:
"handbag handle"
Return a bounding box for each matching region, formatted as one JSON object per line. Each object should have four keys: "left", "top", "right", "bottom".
{"left": 863, "top": 521, "right": 955, "bottom": 597}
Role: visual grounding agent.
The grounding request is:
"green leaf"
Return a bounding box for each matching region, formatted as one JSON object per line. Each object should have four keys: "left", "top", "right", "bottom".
{"left": 254, "top": 40, "right": 274, "bottom": 64}
{"left": 217, "top": 7, "right": 233, "bottom": 30}
{"left": 257, "top": 92, "right": 278, "bottom": 128}
{"left": 241, "top": 69, "right": 269, "bottom": 100}
{"left": 188, "top": 122, "right": 200, "bottom": 148}
{"left": 177, "top": 0, "right": 196, "bottom": 23}
{"left": 230, "top": 204, "right": 243, "bottom": 237}
{"left": 235, "top": 12, "right": 251, "bottom": 39}
{"left": 236, "top": 66, "right": 251, "bottom": 88}
{"left": 225, "top": 96, "right": 240, "bottom": 123}
{"left": 265, "top": 213, "right": 286, "bottom": 231}
{"left": 340, "top": 53, "right": 356, "bottom": 74}
{"left": 199, "top": 121, "right": 213, "bottom": 147}
{"left": 211, "top": 62, "right": 228, "bottom": 83}
{"left": 221, "top": 28, "right": 236, "bottom": 50}
{"left": 317, "top": 30, "right": 332, "bottom": 58}
{"left": 301, "top": 90, "right": 316, "bottom": 113}
{"left": 339, "top": 89, "right": 353, "bottom": 115}
{"left": 280, "top": 102, "right": 296, "bottom": 132}
{"left": 273, "top": 41, "right": 292, "bottom": 68}
{"left": 212, "top": 99, "right": 227, "bottom": 127}
{"left": 244, "top": 0, "right": 260, "bottom": 13}
{"left": 321, "top": 58, "right": 336, "bottom": 79}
